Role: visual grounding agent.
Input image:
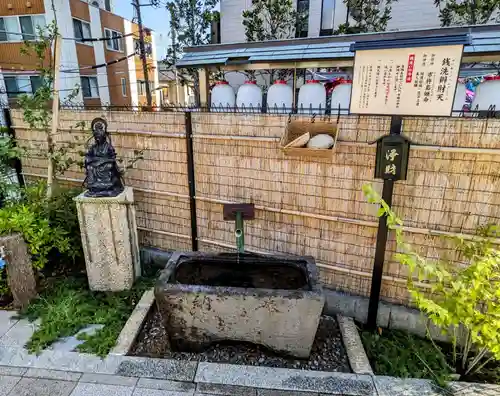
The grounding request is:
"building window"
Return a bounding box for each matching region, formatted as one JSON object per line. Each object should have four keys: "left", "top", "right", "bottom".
{"left": 105, "top": 0, "right": 112, "bottom": 12}
{"left": 121, "top": 78, "right": 127, "bottom": 96}
{"left": 91, "top": 1, "right": 100, "bottom": 6}
{"left": 80, "top": 76, "right": 99, "bottom": 98}
{"left": 4, "top": 75, "right": 43, "bottom": 98}
{"left": 295, "top": 0, "right": 309, "bottom": 38}
{"left": 104, "top": 28, "right": 123, "bottom": 52}
{"left": 320, "top": 0, "right": 335, "bottom": 36}
{"left": 73, "top": 19, "right": 92, "bottom": 43}
{"left": 0, "top": 15, "right": 45, "bottom": 42}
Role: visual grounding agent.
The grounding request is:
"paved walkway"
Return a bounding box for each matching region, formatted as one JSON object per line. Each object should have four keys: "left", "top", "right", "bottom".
{"left": 1, "top": 311, "right": 499, "bottom": 396}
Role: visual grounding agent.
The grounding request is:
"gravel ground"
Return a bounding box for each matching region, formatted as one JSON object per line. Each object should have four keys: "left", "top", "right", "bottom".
{"left": 132, "top": 307, "right": 351, "bottom": 372}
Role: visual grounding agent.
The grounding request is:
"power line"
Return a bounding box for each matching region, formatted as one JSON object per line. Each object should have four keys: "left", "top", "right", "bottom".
{"left": 0, "top": 29, "right": 139, "bottom": 42}
{"left": 60, "top": 53, "right": 136, "bottom": 73}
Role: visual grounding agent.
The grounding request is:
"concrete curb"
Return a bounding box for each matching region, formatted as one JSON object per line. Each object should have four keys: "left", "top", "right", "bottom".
{"left": 337, "top": 316, "right": 373, "bottom": 375}
{"left": 109, "top": 288, "right": 155, "bottom": 356}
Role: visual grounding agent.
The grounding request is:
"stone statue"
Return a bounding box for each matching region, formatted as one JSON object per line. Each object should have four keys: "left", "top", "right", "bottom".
{"left": 83, "top": 118, "right": 124, "bottom": 198}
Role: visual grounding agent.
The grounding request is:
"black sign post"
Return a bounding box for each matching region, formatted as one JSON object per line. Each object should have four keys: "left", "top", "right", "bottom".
{"left": 367, "top": 116, "right": 412, "bottom": 330}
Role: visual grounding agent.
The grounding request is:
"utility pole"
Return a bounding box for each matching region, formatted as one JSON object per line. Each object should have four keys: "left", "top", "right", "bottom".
{"left": 132, "top": 0, "right": 153, "bottom": 107}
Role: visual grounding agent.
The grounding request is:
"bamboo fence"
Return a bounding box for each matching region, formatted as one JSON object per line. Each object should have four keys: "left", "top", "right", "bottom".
{"left": 10, "top": 108, "right": 500, "bottom": 306}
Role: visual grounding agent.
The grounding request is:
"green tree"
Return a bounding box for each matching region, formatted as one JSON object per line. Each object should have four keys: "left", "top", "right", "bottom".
{"left": 434, "top": 0, "right": 500, "bottom": 26}
{"left": 164, "top": 0, "right": 219, "bottom": 105}
{"left": 335, "top": 0, "right": 397, "bottom": 34}
{"left": 242, "top": 0, "right": 304, "bottom": 42}
{"left": 18, "top": 22, "right": 82, "bottom": 198}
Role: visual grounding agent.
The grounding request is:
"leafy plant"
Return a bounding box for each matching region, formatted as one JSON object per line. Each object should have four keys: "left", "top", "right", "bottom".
{"left": 20, "top": 276, "right": 154, "bottom": 356}
{"left": 363, "top": 183, "right": 500, "bottom": 377}
{"left": 335, "top": 0, "right": 397, "bottom": 34}
{"left": 361, "top": 329, "right": 454, "bottom": 385}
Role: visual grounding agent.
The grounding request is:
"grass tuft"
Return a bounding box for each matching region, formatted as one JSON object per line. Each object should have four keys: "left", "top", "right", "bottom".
{"left": 19, "top": 276, "right": 154, "bottom": 357}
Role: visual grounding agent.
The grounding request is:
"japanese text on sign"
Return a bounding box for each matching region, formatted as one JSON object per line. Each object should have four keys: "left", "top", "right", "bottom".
{"left": 350, "top": 45, "right": 463, "bottom": 116}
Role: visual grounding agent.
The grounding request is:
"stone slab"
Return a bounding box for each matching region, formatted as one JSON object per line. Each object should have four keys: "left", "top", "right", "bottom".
{"left": 0, "top": 365, "right": 27, "bottom": 376}
{"left": 336, "top": 316, "right": 373, "bottom": 375}
{"left": 137, "top": 378, "right": 196, "bottom": 392}
{"left": 0, "top": 319, "right": 39, "bottom": 347}
{"left": 133, "top": 389, "right": 193, "bottom": 396}
{"left": 110, "top": 288, "right": 154, "bottom": 356}
{"left": 449, "top": 381, "right": 500, "bottom": 396}
{"left": 197, "top": 382, "right": 257, "bottom": 396}
{"left": 373, "top": 377, "right": 445, "bottom": 396}
{"left": 70, "top": 382, "right": 134, "bottom": 396}
{"left": 80, "top": 373, "right": 138, "bottom": 387}
{"left": 25, "top": 368, "right": 82, "bottom": 381}
{"left": 34, "top": 350, "right": 105, "bottom": 372}
{"left": 0, "top": 311, "right": 19, "bottom": 338}
{"left": 0, "top": 375, "right": 21, "bottom": 396}
{"left": 195, "top": 363, "right": 375, "bottom": 395}
{"left": 0, "top": 345, "right": 37, "bottom": 367}
{"left": 116, "top": 357, "right": 198, "bottom": 381}
{"left": 256, "top": 389, "right": 318, "bottom": 396}
{"left": 50, "top": 325, "right": 104, "bottom": 352}
{"left": 10, "top": 377, "right": 77, "bottom": 396}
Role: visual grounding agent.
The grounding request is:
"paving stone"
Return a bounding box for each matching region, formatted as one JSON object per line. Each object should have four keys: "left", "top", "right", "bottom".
{"left": 50, "top": 325, "right": 104, "bottom": 353}
{"left": 70, "top": 382, "right": 134, "bottom": 396}
{"left": 197, "top": 383, "right": 257, "bottom": 396}
{"left": 373, "top": 377, "right": 444, "bottom": 396}
{"left": 0, "top": 311, "right": 19, "bottom": 339}
{"left": 34, "top": 350, "right": 104, "bottom": 372}
{"left": 0, "top": 365, "right": 27, "bottom": 376}
{"left": 10, "top": 377, "right": 77, "bottom": 396}
{"left": 256, "top": 389, "right": 318, "bottom": 396}
{"left": 133, "top": 389, "right": 193, "bottom": 396}
{"left": 137, "top": 378, "right": 196, "bottom": 392}
{"left": 195, "top": 363, "right": 375, "bottom": 395}
{"left": 0, "top": 345, "right": 37, "bottom": 367}
{"left": 80, "top": 373, "right": 138, "bottom": 386}
{"left": 0, "top": 375, "right": 21, "bottom": 396}
{"left": 25, "top": 368, "right": 82, "bottom": 381}
{"left": 449, "top": 381, "right": 500, "bottom": 396}
{"left": 116, "top": 357, "right": 197, "bottom": 381}
{"left": 0, "top": 319, "right": 39, "bottom": 347}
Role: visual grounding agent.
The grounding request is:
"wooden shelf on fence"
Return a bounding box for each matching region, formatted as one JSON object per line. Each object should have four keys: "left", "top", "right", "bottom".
{"left": 280, "top": 120, "right": 338, "bottom": 158}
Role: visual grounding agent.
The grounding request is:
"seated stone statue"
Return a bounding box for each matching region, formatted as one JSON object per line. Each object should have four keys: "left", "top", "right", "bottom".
{"left": 84, "top": 118, "right": 124, "bottom": 198}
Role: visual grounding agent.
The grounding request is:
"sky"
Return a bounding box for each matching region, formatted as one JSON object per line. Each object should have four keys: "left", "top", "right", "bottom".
{"left": 114, "top": 2, "right": 171, "bottom": 61}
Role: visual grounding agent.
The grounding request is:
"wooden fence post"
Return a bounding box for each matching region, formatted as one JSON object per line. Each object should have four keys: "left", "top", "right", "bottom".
{"left": 185, "top": 111, "right": 198, "bottom": 251}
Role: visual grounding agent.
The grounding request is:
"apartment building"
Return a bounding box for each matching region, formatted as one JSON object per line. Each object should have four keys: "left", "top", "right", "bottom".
{"left": 220, "top": 0, "right": 441, "bottom": 43}
{"left": 0, "top": 0, "right": 160, "bottom": 108}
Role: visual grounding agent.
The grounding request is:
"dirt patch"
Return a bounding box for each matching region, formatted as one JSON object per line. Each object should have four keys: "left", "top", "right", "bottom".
{"left": 132, "top": 306, "right": 351, "bottom": 372}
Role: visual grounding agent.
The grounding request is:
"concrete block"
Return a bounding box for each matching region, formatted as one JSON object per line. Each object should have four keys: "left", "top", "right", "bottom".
{"left": 196, "top": 383, "right": 257, "bottom": 396}
{"left": 133, "top": 389, "right": 192, "bottom": 396}
{"left": 80, "top": 373, "right": 138, "bottom": 386}
{"left": 195, "top": 363, "right": 375, "bottom": 395}
{"left": 25, "top": 368, "right": 82, "bottom": 381}
{"left": 0, "top": 365, "right": 27, "bottom": 376}
{"left": 388, "top": 305, "right": 427, "bottom": 337}
{"left": 336, "top": 316, "right": 373, "bottom": 375}
{"left": 449, "top": 381, "right": 500, "bottom": 395}
{"left": 373, "top": 377, "right": 443, "bottom": 396}
{"left": 156, "top": 253, "right": 324, "bottom": 358}
{"left": 115, "top": 357, "right": 198, "bottom": 381}
{"left": 256, "top": 390, "right": 318, "bottom": 396}
{"left": 9, "top": 378, "right": 77, "bottom": 396}
{"left": 137, "top": 378, "right": 195, "bottom": 392}
{"left": 70, "top": 382, "right": 134, "bottom": 396}
{"left": 74, "top": 187, "right": 140, "bottom": 291}
{"left": 111, "top": 288, "right": 154, "bottom": 356}
{"left": 0, "top": 375, "right": 21, "bottom": 396}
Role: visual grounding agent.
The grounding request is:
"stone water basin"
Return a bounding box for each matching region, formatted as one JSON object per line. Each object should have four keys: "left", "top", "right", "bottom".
{"left": 154, "top": 252, "right": 325, "bottom": 358}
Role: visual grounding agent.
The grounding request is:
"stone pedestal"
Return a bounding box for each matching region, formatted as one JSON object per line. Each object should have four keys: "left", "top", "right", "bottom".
{"left": 75, "top": 187, "right": 140, "bottom": 291}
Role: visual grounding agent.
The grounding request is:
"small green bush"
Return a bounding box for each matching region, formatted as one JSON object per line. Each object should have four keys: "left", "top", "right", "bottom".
{"left": 0, "top": 181, "right": 83, "bottom": 295}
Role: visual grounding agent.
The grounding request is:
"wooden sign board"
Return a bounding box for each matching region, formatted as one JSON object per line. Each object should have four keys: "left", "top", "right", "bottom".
{"left": 350, "top": 45, "right": 463, "bottom": 116}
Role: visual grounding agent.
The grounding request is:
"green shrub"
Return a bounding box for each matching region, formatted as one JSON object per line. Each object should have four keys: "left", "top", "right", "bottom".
{"left": 364, "top": 183, "right": 500, "bottom": 377}
{"left": 0, "top": 181, "right": 83, "bottom": 294}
